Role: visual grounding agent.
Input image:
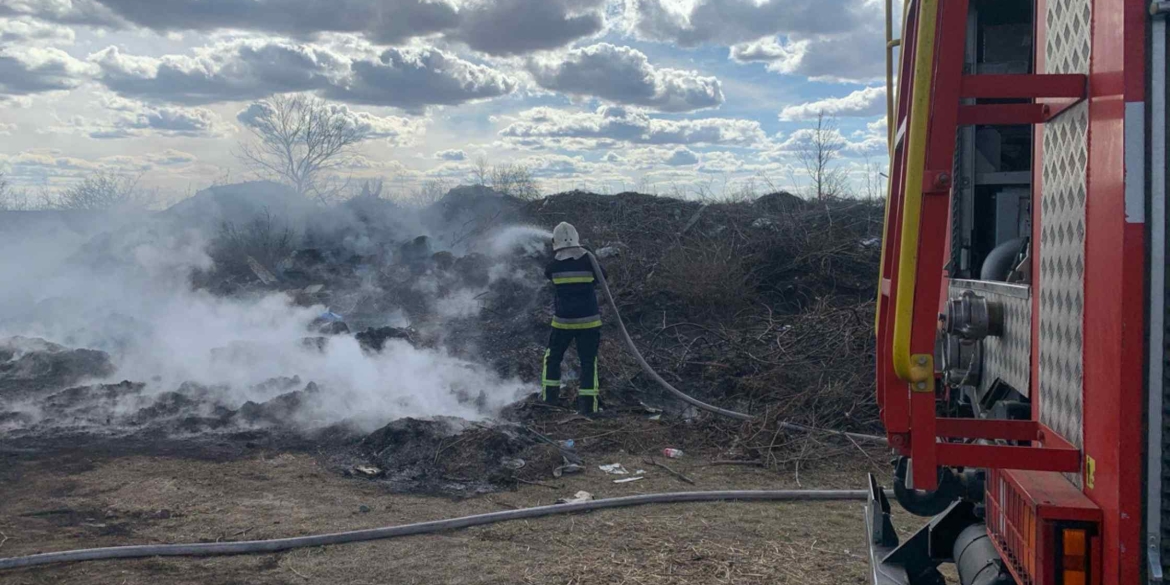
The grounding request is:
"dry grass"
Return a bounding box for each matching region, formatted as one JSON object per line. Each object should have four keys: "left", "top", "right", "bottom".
{"left": 0, "top": 447, "right": 890, "bottom": 585}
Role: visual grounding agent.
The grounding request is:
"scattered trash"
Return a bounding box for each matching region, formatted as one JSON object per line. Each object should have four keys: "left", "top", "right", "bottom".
{"left": 860, "top": 236, "right": 882, "bottom": 248}
{"left": 640, "top": 402, "right": 663, "bottom": 414}
{"left": 599, "top": 463, "right": 630, "bottom": 475}
{"left": 553, "top": 463, "right": 583, "bottom": 478}
{"left": 556, "top": 490, "right": 594, "bottom": 504}
{"left": 613, "top": 477, "right": 644, "bottom": 484}
{"left": 303, "top": 284, "right": 324, "bottom": 294}
{"left": 319, "top": 310, "right": 344, "bottom": 322}
{"left": 662, "top": 448, "right": 684, "bottom": 459}
{"left": 501, "top": 457, "right": 526, "bottom": 470}
{"left": 648, "top": 414, "right": 662, "bottom": 421}
{"left": 358, "top": 505, "right": 370, "bottom": 514}
{"left": 560, "top": 439, "right": 575, "bottom": 449}
{"left": 354, "top": 465, "right": 382, "bottom": 477}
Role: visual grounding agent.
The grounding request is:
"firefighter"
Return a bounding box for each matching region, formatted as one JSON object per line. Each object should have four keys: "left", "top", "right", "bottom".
{"left": 542, "top": 222, "right": 606, "bottom": 415}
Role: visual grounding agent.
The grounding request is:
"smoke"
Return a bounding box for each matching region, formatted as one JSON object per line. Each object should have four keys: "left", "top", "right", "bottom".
{"left": 0, "top": 203, "right": 556, "bottom": 436}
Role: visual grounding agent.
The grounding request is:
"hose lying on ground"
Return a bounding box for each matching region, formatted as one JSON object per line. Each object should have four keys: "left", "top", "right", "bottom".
{"left": 579, "top": 249, "right": 886, "bottom": 444}
{"left": 0, "top": 489, "right": 878, "bottom": 570}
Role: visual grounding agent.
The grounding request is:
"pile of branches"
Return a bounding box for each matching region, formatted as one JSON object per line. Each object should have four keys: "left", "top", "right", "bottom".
{"left": 527, "top": 191, "right": 884, "bottom": 451}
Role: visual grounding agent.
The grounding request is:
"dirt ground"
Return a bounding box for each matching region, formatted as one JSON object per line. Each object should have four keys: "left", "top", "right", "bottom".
{"left": 0, "top": 443, "right": 896, "bottom": 585}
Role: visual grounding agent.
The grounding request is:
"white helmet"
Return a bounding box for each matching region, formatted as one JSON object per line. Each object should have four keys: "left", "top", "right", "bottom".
{"left": 552, "top": 222, "right": 585, "bottom": 260}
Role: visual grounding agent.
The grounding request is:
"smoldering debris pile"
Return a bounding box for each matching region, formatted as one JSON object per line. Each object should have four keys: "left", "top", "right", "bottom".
{"left": 0, "top": 181, "right": 883, "bottom": 491}
{"left": 330, "top": 417, "right": 564, "bottom": 496}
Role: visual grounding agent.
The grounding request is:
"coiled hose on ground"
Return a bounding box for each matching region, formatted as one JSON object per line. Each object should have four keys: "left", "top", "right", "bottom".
{"left": 578, "top": 249, "right": 885, "bottom": 444}
{"left": 0, "top": 490, "right": 878, "bottom": 570}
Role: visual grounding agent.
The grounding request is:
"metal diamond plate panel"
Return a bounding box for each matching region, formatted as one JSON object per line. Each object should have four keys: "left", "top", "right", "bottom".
{"left": 1038, "top": 0, "right": 1090, "bottom": 489}
{"left": 949, "top": 282, "right": 1032, "bottom": 397}
{"left": 1045, "top": 0, "right": 1092, "bottom": 75}
{"left": 984, "top": 295, "right": 1032, "bottom": 397}
{"left": 1039, "top": 104, "right": 1087, "bottom": 484}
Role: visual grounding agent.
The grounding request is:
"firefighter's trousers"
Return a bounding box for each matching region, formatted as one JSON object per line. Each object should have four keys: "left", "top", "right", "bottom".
{"left": 541, "top": 327, "right": 600, "bottom": 413}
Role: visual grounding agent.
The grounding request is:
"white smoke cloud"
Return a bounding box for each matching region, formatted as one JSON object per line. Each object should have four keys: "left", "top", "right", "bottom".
{"left": 0, "top": 210, "right": 532, "bottom": 434}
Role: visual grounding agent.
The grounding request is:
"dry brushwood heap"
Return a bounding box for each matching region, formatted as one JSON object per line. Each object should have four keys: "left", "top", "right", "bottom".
{"left": 524, "top": 191, "right": 882, "bottom": 432}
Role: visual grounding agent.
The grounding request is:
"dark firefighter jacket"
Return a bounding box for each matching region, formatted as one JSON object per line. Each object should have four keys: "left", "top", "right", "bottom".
{"left": 545, "top": 254, "right": 607, "bottom": 329}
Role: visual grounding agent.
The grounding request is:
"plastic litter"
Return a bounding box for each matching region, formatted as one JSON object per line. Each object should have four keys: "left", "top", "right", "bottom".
{"left": 613, "top": 477, "right": 643, "bottom": 484}
{"left": 560, "top": 439, "right": 575, "bottom": 449}
{"left": 662, "top": 448, "right": 684, "bottom": 459}
{"left": 599, "top": 463, "right": 630, "bottom": 475}
{"left": 319, "top": 310, "right": 344, "bottom": 322}
{"left": 556, "top": 491, "right": 594, "bottom": 504}
{"left": 354, "top": 465, "right": 382, "bottom": 477}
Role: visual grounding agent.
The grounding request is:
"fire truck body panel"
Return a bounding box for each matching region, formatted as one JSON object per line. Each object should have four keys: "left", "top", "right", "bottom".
{"left": 868, "top": 0, "right": 1161, "bottom": 582}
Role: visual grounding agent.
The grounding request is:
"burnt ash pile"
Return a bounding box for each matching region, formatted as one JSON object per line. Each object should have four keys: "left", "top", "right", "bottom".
{"left": 329, "top": 416, "right": 564, "bottom": 496}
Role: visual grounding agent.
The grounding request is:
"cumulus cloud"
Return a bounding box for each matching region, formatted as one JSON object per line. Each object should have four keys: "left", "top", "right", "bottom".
{"left": 0, "top": 0, "right": 123, "bottom": 27}
{"left": 2, "top": 147, "right": 197, "bottom": 183}
{"left": 88, "top": 41, "right": 345, "bottom": 105}
{"left": 0, "top": 46, "right": 94, "bottom": 96}
{"left": 88, "top": 41, "right": 516, "bottom": 112}
{"left": 6, "top": 0, "right": 606, "bottom": 55}
{"left": 499, "top": 105, "right": 766, "bottom": 148}
{"left": 0, "top": 17, "right": 76, "bottom": 44}
{"left": 451, "top": 0, "right": 608, "bottom": 55}
{"left": 323, "top": 46, "right": 517, "bottom": 113}
{"left": 731, "top": 32, "right": 886, "bottom": 83}
{"left": 527, "top": 43, "right": 722, "bottom": 113}
{"left": 664, "top": 147, "right": 699, "bottom": 166}
{"left": 620, "top": 0, "right": 886, "bottom": 81}
{"left": 622, "top": 0, "right": 862, "bottom": 47}
{"left": 435, "top": 149, "right": 466, "bottom": 161}
{"left": 779, "top": 86, "right": 886, "bottom": 121}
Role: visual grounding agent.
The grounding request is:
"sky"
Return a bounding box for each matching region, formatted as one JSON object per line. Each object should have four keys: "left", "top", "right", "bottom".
{"left": 0, "top": 0, "right": 894, "bottom": 201}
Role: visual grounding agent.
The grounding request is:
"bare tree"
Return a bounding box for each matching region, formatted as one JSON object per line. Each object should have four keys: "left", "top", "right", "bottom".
{"left": 489, "top": 162, "right": 540, "bottom": 200}
{"left": 0, "top": 172, "right": 17, "bottom": 210}
{"left": 471, "top": 155, "right": 490, "bottom": 186}
{"left": 50, "top": 171, "right": 146, "bottom": 210}
{"left": 237, "top": 94, "right": 368, "bottom": 204}
{"left": 796, "top": 111, "right": 847, "bottom": 200}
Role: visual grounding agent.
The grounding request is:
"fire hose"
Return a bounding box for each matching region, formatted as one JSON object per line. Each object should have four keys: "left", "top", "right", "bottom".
{"left": 577, "top": 248, "right": 886, "bottom": 444}
{"left": 0, "top": 489, "right": 877, "bottom": 570}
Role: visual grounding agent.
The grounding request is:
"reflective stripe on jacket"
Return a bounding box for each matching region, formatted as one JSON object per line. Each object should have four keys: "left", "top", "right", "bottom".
{"left": 545, "top": 254, "right": 605, "bottom": 329}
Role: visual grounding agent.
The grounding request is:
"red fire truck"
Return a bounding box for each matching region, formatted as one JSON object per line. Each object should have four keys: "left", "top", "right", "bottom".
{"left": 866, "top": 0, "right": 1168, "bottom": 583}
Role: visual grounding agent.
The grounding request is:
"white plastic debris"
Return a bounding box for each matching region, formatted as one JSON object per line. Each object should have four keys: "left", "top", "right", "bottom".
{"left": 354, "top": 465, "right": 381, "bottom": 477}
{"left": 599, "top": 463, "right": 630, "bottom": 475}
{"left": 501, "top": 457, "right": 526, "bottom": 470}
{"left": 613, "top": 477, "right": 644, "bottom": 484}
{"left": 303, "top": 284, "right": 324, "bottom": 294}
{"left": 556, "top": 491, "right": 594, "bottom": 504}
